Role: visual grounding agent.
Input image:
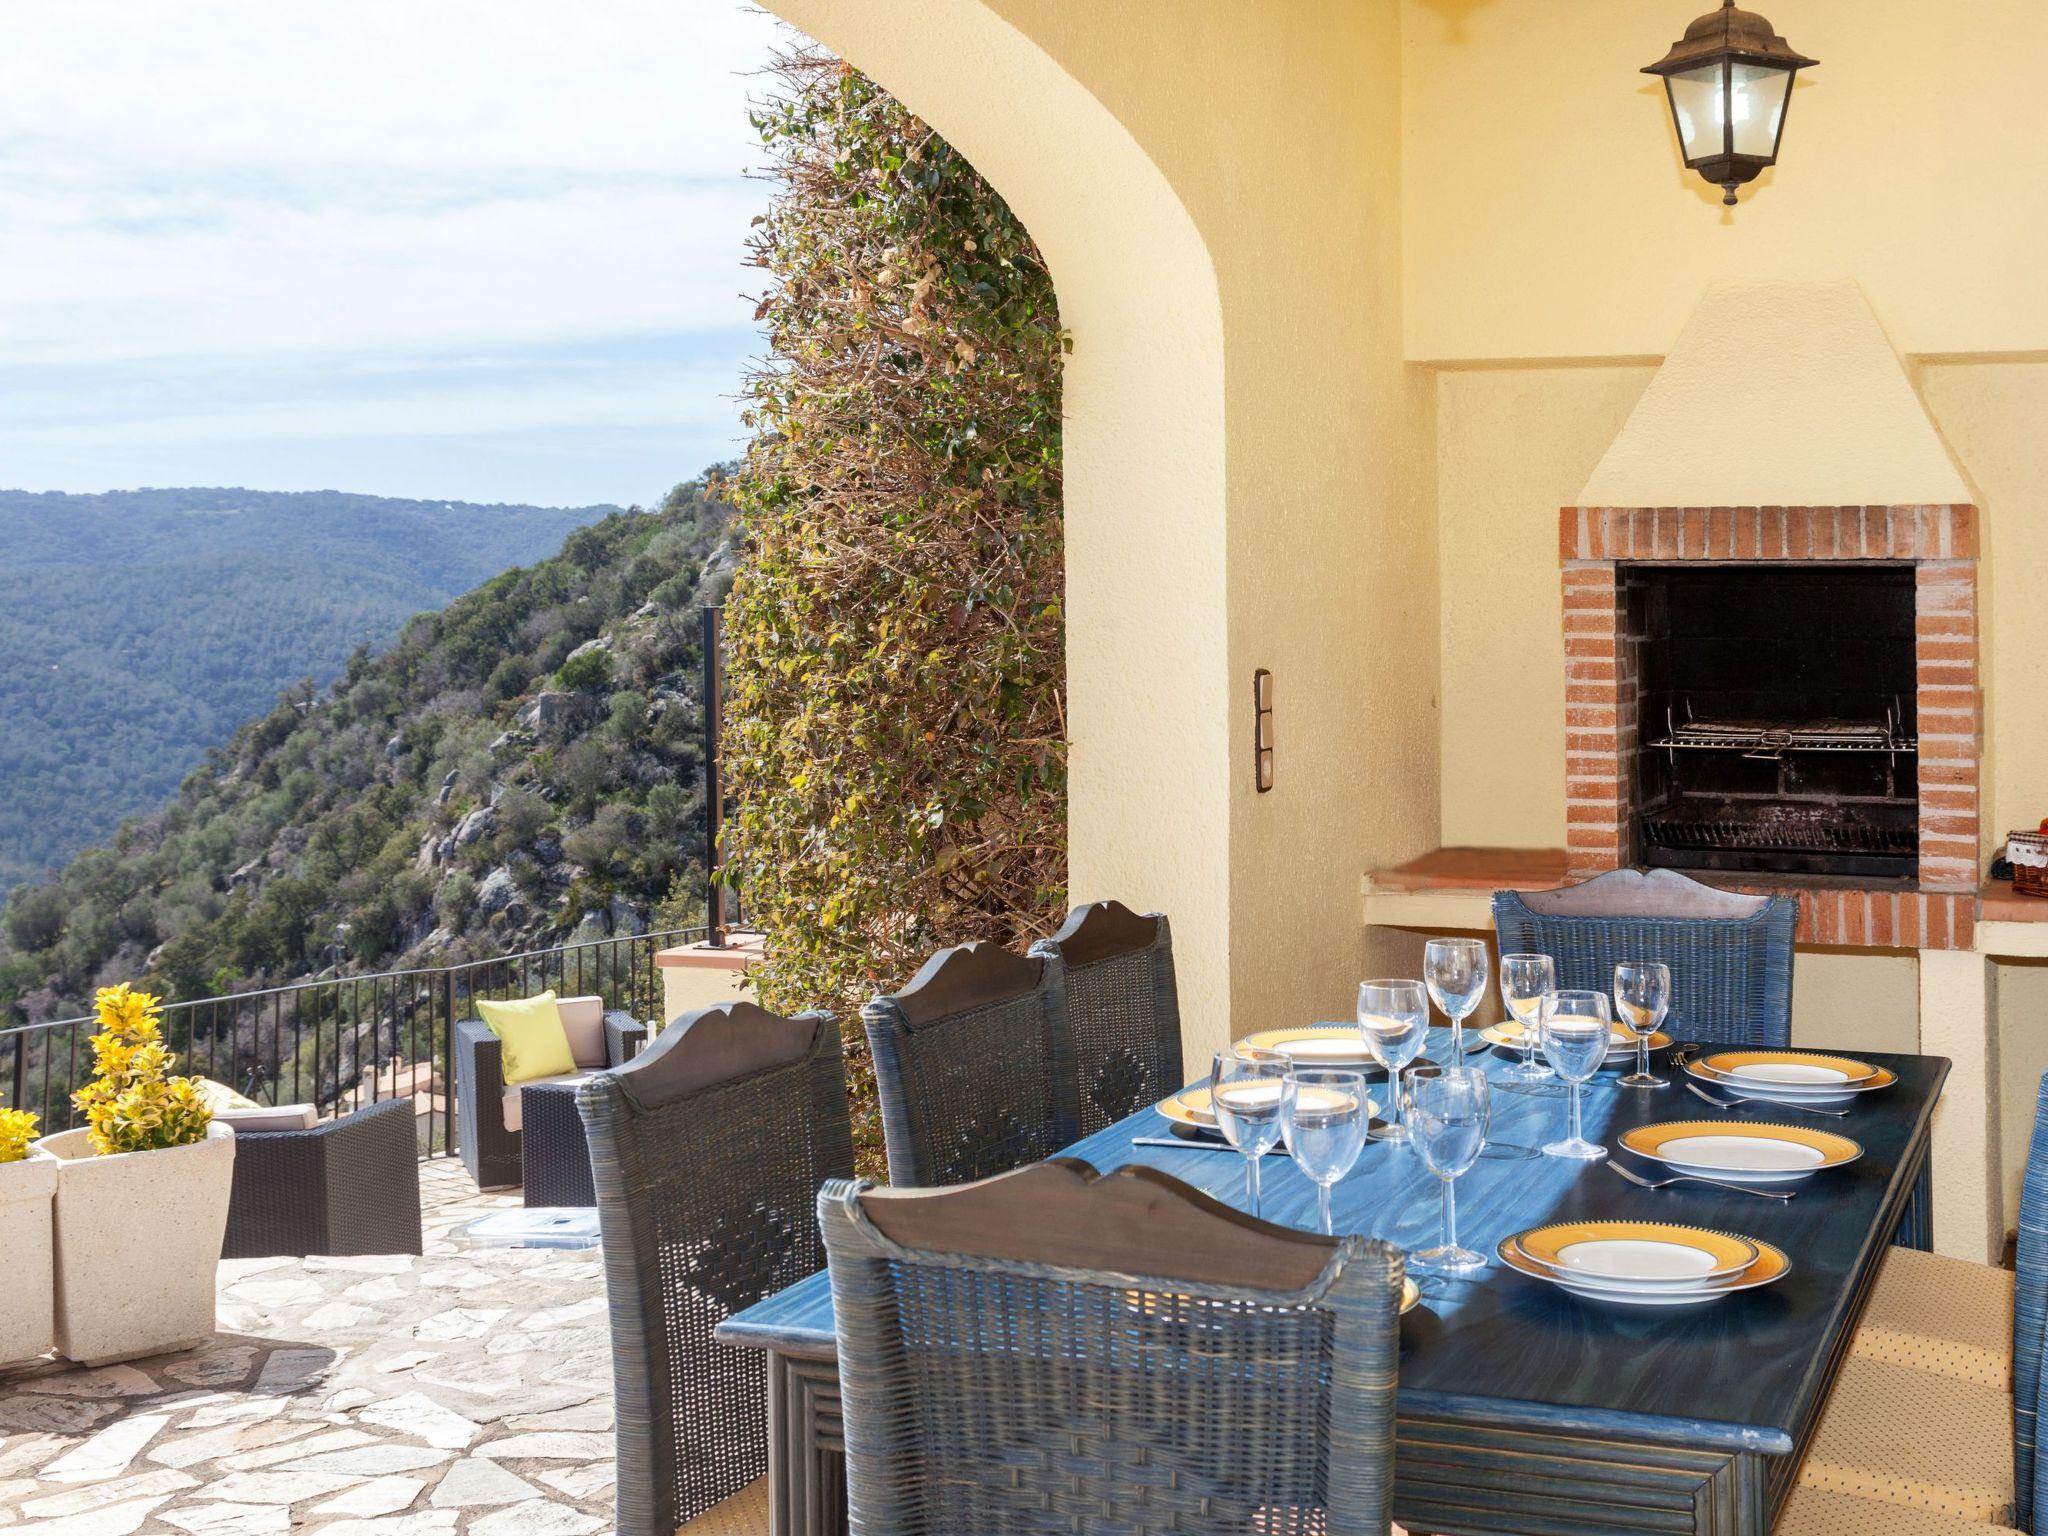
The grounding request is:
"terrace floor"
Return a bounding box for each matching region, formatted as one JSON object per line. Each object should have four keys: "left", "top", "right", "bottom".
{"left": 0, "top": 1159, "right": 750, "bottom": 1536}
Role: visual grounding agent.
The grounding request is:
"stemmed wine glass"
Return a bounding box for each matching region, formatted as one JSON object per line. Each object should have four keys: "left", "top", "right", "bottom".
{"left": 1358, "top": 979, "right": 1428, "bottom": 1143}
{"left": 1211, "top": 1047, "right": 1288, "bottom": 1218}
{"left": 1423, "top": 937, "right": 1489, "bottom": 1056}
{"left": 1404, "top": 1066, "right": 1492, "bottom": 1278}
{"left": 1612, "top": 961, "right": 1672, "bottom": 1090}
{"left": 1281, "top": 1068, "right": 1369, "bottom": 1235}
{"left": 1497, "top": 953, "right": 1558, "bottom": 1089}
{"left": 1539, "top": 990, "right": 1611, "bottom": 1161}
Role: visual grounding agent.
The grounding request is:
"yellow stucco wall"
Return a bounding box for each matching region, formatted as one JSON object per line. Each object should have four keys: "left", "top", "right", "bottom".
{"left": 764, "top": 0, "right": 1438, "bottom": 1060}
{"left": 1401, "top": 0, "right": 2048, "bottom": 361}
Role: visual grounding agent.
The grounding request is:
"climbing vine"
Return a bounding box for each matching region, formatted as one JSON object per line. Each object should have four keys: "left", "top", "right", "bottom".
{"left": 724, "top": 44, "right": 1067, "bottom": 1161}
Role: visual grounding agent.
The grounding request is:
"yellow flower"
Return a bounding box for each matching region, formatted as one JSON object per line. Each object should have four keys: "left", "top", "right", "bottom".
{"left": 74, "top": 979, "right": 210, "bottom": 1156}
{"left": 0, "top": 1108, "right": 38, "bottom": 1164}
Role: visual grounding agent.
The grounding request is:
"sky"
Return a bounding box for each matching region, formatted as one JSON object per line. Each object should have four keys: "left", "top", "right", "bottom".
{"left": 0, "top": 1, "right": 785, "bottom": 509}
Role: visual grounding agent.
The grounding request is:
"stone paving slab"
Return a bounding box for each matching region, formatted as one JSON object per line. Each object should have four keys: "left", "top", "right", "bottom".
{"left": 0, "top": 1161, "right": 625, "bottom": 1535}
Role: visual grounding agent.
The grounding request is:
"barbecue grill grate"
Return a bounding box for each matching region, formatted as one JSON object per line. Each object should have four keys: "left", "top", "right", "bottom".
{"left": 1641, "top": 812, "right": 1916, "bottom": 856}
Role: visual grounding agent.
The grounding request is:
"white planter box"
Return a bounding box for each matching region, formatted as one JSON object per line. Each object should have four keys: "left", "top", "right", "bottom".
{"left": 37, "top": 1123, "right": 236, "bottom": 1366}
{"left": 0, "top": 1148, "right": 59, "bottom": 1367}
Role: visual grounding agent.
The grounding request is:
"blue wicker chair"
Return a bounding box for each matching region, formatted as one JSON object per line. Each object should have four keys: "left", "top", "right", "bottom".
{"left": 819, "top": 1159, "right": 1405, "bottom": 1536}
{"left": 1778, "top": 1068, "right": 2048, "bottom": 1535}
{"left": 575, "top": 1001, "right": 854, "bottom": 1536}
{"left": 861, "top": 941, "right": 1079, "bottom": 1187}
{"left": 1031, "top": 899, "right": 1183, "bottom": 1135}
{"left": 1491, "top": 868, "right": 1798, "bottom": 1048}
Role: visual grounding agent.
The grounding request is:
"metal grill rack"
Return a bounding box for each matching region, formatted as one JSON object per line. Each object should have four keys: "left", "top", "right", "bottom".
{"left": 1649, "top": 700, "right": 1916, "bottom": 761}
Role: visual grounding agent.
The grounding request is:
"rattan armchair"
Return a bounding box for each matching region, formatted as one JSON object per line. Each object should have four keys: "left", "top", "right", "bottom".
{"left": 575, "top": 1001, "right": 854, "bottom": 1536}
{"left": 455, "top": 1002, "right": 647, "bottom": 1189}
{"left": 862, "top": 940, "right": 1079, "bottom": 1187}
{"left": 820, "top": 1159, "right": 1406, "bottom": 1535}
{"left": 221, "top": 1097, "right": 423, "bottom": 1260}
{"left": 1492, "top": 868, "right": 1798, "bottom": 1048}
{"left": 1031, "top": 899, "right": 1183, "bottom": 1134}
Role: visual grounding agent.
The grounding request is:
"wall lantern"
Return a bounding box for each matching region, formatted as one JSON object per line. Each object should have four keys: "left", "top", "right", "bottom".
{"left": 1643, "top": 1, "right": 1816, "bottom": 206}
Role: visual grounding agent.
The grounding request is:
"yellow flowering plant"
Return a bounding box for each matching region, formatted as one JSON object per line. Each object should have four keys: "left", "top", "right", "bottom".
{"left": 71, "top": 983, "right": 213, "bottom": 1156}
{"left": 0, "top": 1107, "right": 37, "bottom": 1163}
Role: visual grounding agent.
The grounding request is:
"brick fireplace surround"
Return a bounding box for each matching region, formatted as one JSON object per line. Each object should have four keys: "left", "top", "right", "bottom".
{"left": 1559, "top": 503, "right": 1981, "bottom": 950}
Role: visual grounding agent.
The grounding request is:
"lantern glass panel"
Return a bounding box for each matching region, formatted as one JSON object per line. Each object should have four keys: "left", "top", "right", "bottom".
{"left": 1729, "top": 61, "right": 1795, "bottom": 156}
{"left": 1665, "top": 62, "right": 1727, "bottom": 165}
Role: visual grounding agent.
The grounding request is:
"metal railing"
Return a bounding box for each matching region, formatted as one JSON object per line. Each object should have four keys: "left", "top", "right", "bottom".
{"left": 0, "top": 926, "right": 702, "bottom": 1159}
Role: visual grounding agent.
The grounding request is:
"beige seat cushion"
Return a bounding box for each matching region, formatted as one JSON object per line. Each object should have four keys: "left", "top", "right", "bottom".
{"left": 214, "top": 1103, "right": 319, "bottom": 1133}
{"left": 676, "top": 1478, "right": 767, "bottom": 1534}
{"left": 1777, "top": 1484, "right": 2024, "bottom": 1535}
{"left": 1796, "top": 1355, "right": 2015, "bottom": 1524}
{"left": 1851, "top": 1244, "right": 2013, "bottom": 1389}
{"left": 500, "top": 1071, "right": 594, "bottom": 1135}
{"left": 558, "top": 995, "right": 607, "bottom": 1068}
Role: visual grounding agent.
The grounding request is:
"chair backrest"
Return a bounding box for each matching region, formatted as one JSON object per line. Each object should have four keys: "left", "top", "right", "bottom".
{"left": 821, "top": 1160, "right": 1404, "bottom": 1536}
{"left": 576, "top": 1001, "right": 854, "bottom": 1536}
{"left": 862, "top": 941, "right": 1080, "bottom": 1187}
{"left": 1492, "top": 869, "right": 1798, "bottom": 1047}
{"left": 2013, "top": 1068, "right": 2048, "bottom": 1533}
{"left": 1031, "top": 900, "right": 1183, "bottom": 1135}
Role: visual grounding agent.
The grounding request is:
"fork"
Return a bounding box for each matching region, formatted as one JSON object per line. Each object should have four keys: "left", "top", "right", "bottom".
{"left": 1607, "top": 1159, "right": 1794, "bottom": 1201}
{"left": 1684, "top": 1079, "right": 1850, "bottom": 1119}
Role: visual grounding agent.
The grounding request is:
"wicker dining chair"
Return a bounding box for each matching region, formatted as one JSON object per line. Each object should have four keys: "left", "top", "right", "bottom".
{"left": 1782, "top": 1066, "right": 2048, "bottom": 1535}
{"left": 862, "top": 940, "right": 1080, "bottom": 1187}
{"left": 575, "top": 1001, "right": 855, "bottom": 1536}
{"left": 1491, "top": 867, "right": 1798, "bottom": 1047}
{"left": 820, "top": 1158, "right": 1406, "bottom": 1536}
{"left": 1030, "top": 899, "right": 1183, "bottom": 1135}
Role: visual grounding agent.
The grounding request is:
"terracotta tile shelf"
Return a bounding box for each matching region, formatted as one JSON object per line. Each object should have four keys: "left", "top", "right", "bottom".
{"left": 1362, "top": 848, "right": 2048, "bottom": 958}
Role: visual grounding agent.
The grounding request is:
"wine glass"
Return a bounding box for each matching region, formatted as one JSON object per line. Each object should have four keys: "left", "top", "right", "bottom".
{"left": 1423, "top": 937, "right": 1489, "bottom": 1055}
{"left": 1282, "top": 1068, "right": 1369, "bottom": 1235}
{"left": 1612, "top": 961, "right": 1672, "bottom": 1090}
{"left": 1539, "top": 990, "right": 1611, "bottom": 1161}
{"left": 1210, "top": 1047, "right": 1288, "bottom": 1218}
{"left": 1404, "top": 1066, "right": 1491, "bottom": 1277}
{"left": 1358, "top": 980, "right": 1428, "bottom": 1142}
{"left": 1497, "top": 953, "right": 1557, "bottom": 1087}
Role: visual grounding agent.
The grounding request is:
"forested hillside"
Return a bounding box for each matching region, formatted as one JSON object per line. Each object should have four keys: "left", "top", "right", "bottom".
{"left": 0, "top": 487, "right": 613, "bottom": 893}
{"left": 0, "top": 474, "right": 735, "bottom": 1026}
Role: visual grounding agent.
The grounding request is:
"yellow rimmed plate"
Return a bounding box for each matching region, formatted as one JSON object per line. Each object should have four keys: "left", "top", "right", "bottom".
{"left": 1699, "top": 1050, "right": 1879, "bottom": 1087}
{"left": 1157, "top": 1079, "right": 1373, "bottom": 1131}
{"left": 1499, "top": 1234, "right": 1789, "bottom": 1307}
{"left": 1684, "top": 1055, "right": 1897, "bottom": 1101}
{"left": 1482, "top": 1022, "right": 1672, "bottom": 1054}
{"left": 1400, "top": 1277, "right": 1420, "bottom": 1314}
{"left": 1240, "top": 1027, "right": 1378, "bottom": 1067}
{"left": 1513, "top": 1220, "right": 1758, "bottom": 1285}
{"left": 1619, "top": 1119, "right": 1861, "bottom": 1184}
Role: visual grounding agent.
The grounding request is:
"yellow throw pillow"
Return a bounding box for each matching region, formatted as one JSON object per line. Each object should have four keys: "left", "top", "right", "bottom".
{"left": 476, "top": 991, "right": 577, "bottom": 1086}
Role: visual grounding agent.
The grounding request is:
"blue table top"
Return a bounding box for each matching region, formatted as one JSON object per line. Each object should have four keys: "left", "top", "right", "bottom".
{"left": 717, "top": 1038, "right": 1947, "bottom": 1457}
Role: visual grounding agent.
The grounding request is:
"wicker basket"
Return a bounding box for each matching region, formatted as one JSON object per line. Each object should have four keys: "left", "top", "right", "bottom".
{"left": 2011, "top": 830, "right": 2048, "bottom": 897}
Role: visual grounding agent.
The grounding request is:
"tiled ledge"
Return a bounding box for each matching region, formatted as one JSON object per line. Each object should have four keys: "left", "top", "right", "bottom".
{"left": 1364, "top": 848, "right": 2043, "bottom": 956}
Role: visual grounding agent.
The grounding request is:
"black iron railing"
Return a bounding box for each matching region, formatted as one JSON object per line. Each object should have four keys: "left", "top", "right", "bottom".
{"left": 0, "top": 926, "right": 702, "bottom": 1159}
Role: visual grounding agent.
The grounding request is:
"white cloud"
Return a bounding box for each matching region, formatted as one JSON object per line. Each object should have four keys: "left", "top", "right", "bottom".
{"left": 0, "top": 0, "right": 788, "bottom": 500}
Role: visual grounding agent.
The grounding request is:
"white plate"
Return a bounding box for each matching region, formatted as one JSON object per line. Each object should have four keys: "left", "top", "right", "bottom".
{"left": 1551, "top": 1237, "right": 1728, "bottom": 1285}
{"left": 1272, "top": 1036, "right": 1375, "bottom": 1065}
{"left": 1724, "top": 1062, "right": 1851, "bottom": 1087}
{"left": 1656, "top": 1133, "right": 1827, "bottom": 1178}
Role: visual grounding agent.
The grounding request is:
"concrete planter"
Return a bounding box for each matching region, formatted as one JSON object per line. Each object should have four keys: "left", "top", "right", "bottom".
{"left": 37, "top": 1123, "right": 236, "bottom": 1366}
{"left": 0, "top": 1148, "right": 59, "bottom": 1367}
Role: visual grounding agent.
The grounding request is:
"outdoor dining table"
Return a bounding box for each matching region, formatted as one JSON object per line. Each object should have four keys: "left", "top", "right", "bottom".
{"left": 716, "top": 1042, "right": 1945, "bottom": 1536}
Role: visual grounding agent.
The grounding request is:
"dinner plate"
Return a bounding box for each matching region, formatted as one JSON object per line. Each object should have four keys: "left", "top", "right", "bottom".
{"left": 1700, "top": 1050, "right": 1879, "bottom": 1087}
{"left": 1513, "top": 1220, "right": 1758, "bottom": 1285}
{"left": 1156, "top": 1083, "right": 1375, "bottom": 1131}
{"left": 1481, "top": 1022, "right": 1673, "bottom": 1058}
{"left": 1683, "top": 1056, "right": 1897, "bottom": 1105}
{"left": 1498, "top": 1235, "right": 1789, "bottom": 1307}
{"left": 1619, "top": 1119, "right": 1861, "bottom": 1184}
{"left": 1240, "top": 1027, "right": 1378, "bottom": 1067}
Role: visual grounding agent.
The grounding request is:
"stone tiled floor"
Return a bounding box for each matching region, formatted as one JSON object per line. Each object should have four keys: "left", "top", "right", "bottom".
{"left": 0, "top": 1160, "right": 630, "bottom": 1535}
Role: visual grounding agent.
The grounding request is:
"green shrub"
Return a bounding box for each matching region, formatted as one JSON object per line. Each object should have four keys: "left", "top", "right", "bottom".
{"left": 725, "top": 47, "right": 1068, "bottom": 1168}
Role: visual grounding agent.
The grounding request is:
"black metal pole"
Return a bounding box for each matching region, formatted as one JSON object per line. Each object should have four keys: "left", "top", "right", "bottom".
{"left": 702, "top": 603, "right": 728, "bottom": 947}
